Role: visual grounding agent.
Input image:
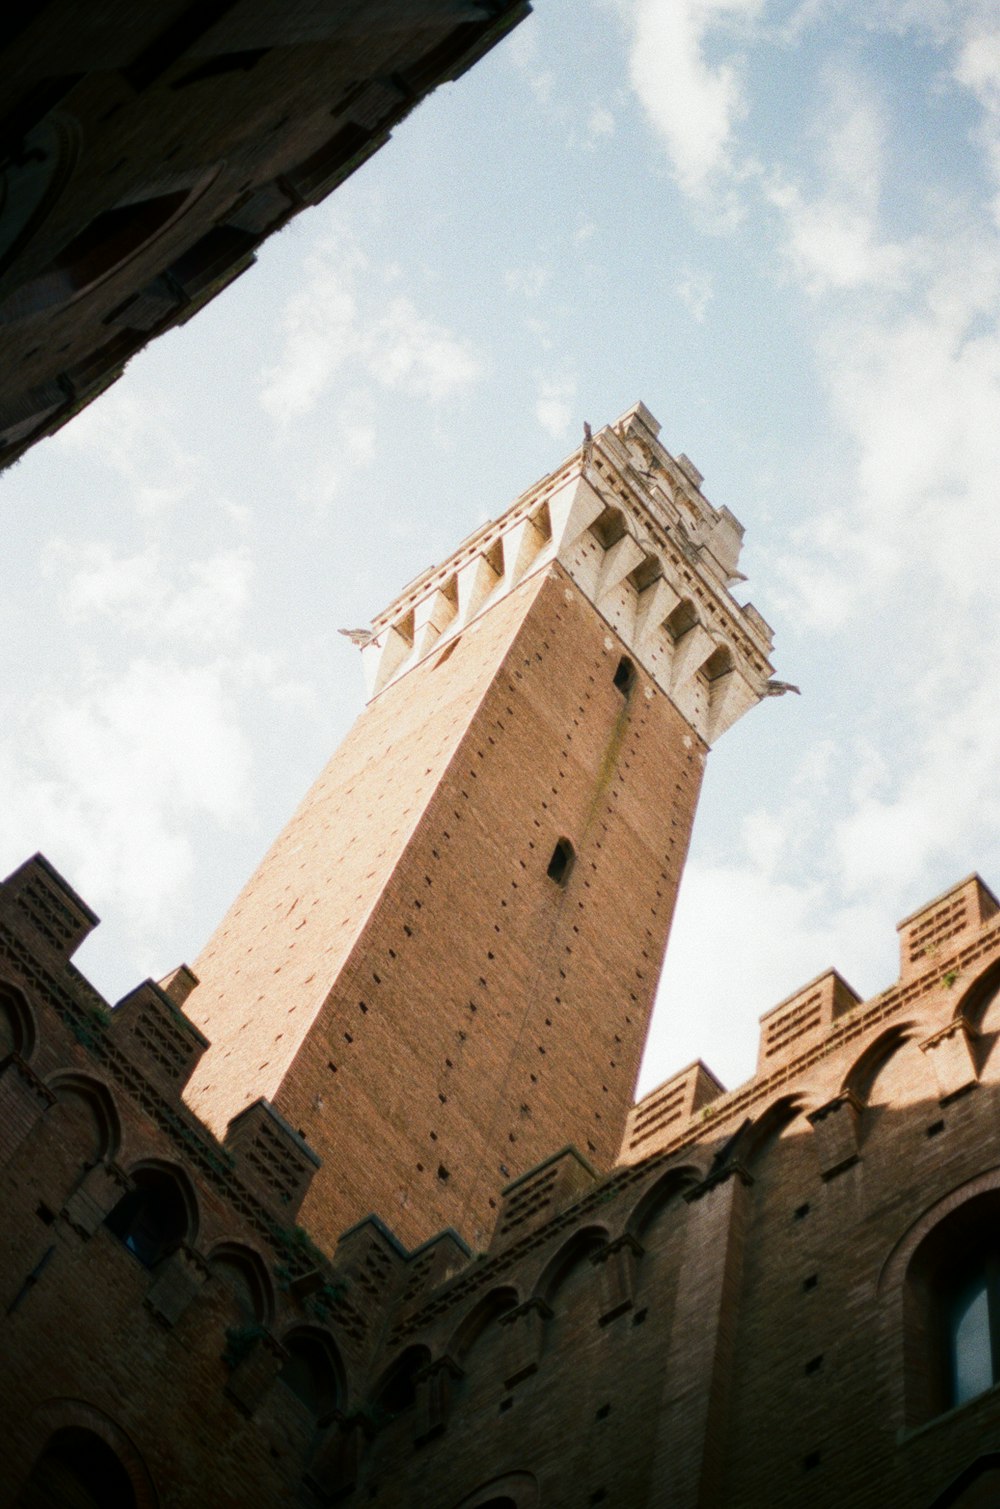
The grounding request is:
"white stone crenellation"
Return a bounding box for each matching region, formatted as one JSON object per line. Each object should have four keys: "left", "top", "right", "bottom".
{"left": 356, "top": 401, "right": 777, "bottom": 745}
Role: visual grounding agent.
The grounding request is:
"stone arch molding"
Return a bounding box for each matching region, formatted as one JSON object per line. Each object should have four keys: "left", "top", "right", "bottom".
{"left": 877, "top": 1165, "right": 1000, "bottom": 1300}
{"left": 446, "top": 1285, "right": 520, "bottom": 1365}
{"left": 954, "top": 956, "right": 1000, "bottom": 1027}
{"left": 45, "top": 1070, "right": 123, "bottom": 1162}
{"left": 841, "top": 1023, "right": 918, "bottom": 1104}
{"left": 532, "top": 1225, "right": 610, "bottom": 1306}
{"left": 206, "top": 1239, "right": 276, "bottom": 1326}
{"left": 0, "top": 976, "right": 38, "bottom": 1060}
{"left": 625, "top": 1163, "right": 703, "bottom": 1243}
{"left": 452, "top": 1469, "right": 539, "bottom": 1508}
{"left": 19, "top": 1397, "right": 159, "bottom": 1509}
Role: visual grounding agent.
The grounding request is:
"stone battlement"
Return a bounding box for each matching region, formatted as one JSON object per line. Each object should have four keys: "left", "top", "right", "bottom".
{"left": 623, "top": 872, "right": 1000, "bottom": 1165}
{"left": 357, "top": 403, "right": 776, "bottom": 744}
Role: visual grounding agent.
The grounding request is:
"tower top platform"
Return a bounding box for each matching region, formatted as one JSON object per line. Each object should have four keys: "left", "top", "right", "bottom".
{"left": 358, "top": 401, "right": 776, "bottom": 744}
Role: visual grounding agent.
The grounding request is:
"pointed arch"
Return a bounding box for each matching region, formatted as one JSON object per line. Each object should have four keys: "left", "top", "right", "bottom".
{"left": 744, "top": 1094, "right": 809, "bottom": 1168}
{"left": 842, "top": 1024, "right": 918, "bottom": 1105}
{"left": 18, "top": 1399, "right": 158, "bottom": 1509}
{"left": 46, "top": 1072, "right": 121, "bottom": 1162}
{"left": 446, "top": 1286, "right": 519, "bottom": 1365}
{"left": 664, "top": 597, "right": 698, "bottom": 641}
{"left": 106, "top": 1159, "right": 199, "bottom": 1265}
{"left": 277, "top": 1326, "right": 347, "bottom": 1419}
{"left": 207, "top": 1240, "right": 275, "bottom": 1325}
{"left": 955, "top": 957, "right": 1000, "bottom": 1029}
{"left": 0, "top": 978, "right": 37, "bottom": 1060}
{"left": 533, "top": 1226, "right": 609, "bottom": 1306}
{"left": 452, "top": 1471, "right": 539, "bottom": 1509}
{"left": 370, "top": 1343, "right": 432, "bottom": 1420}
{"left": 625, "top": 1164, "right": 702, "bottom": 1242}
{"left": 589, "top": 504, "right": 627, "bottom": 549}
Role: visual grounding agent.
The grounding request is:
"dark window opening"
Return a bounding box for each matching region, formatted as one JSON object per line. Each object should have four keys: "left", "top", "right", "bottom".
{"left": 16, "top": 1427, "right": 136, "bottom": 1509}
{"left": 613, "top": 656, "right": 636, "bottom": 695}
{"left": 372, "top": 1345, "right": 428, "bottom": 1419}
{"left": 105, "top": 1168, "right": 188, "bottom": 1267}
{"left": 278, "top": 1334, "right": 340, "bottom": 1418}
{"left": 905, "top": 1192, "right": 1000, "bottom": 1422}
{"left": 946, "top": 1258, "right": 1000, "bottom": 1408}
{"left": 547, "top": 838, "right": 575, "bottom": 886}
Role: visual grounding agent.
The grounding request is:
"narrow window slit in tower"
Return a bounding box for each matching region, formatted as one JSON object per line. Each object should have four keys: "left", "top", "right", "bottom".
{"left": 547, "top": 838, "right": 575, "bottom": 885}
{"left": 613, "top": 655, "right": 636, "bottom": 694}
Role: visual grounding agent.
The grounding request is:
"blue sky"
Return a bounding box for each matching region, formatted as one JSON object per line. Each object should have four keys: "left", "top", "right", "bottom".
{"left": 3, "top": 0, "right": 1000, "bottom": 1103}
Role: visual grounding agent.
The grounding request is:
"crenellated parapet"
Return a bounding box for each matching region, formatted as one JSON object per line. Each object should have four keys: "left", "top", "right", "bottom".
{"left": 356, "top": 402, "right": 777, "bottom": 744}
{"left": 622, "top": 871, "right": 1000, "bottom": 1168}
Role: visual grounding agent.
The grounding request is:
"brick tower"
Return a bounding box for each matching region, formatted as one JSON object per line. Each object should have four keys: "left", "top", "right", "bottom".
{"left": 181, "top": 402, "right": 775, "bottom": 1250}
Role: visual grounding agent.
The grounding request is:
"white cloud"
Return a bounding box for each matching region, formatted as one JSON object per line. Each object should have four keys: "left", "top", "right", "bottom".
{"left": 586, "top": 104, "right": 616, "bottom": 144}
{"left": 0, "top": 660, "right": 254, "bottom": 943}
{"left": 43, "top": 542, "right": 253, "bottom": 646}
{"left": 627, "top": 0, "right": 762, "bottom": 197}
{"left": 641, "top": 857, "right": 877, "bottom": 1094}
{"left": 260, "top": 235, "right": 483, "bottom": 424}
{"left": 955, "top": 27, "right": 1000, "bottom": 220}
{"left": 374, "top": 297, "right": 483, "bottom": 401}
{"left": 504, "top": 265, "right": 551, "bottom": 300}
{"left": 535, "top": 377, "right": 578, "bottom": 439}
{"left": 766, "top": 76, "right": 912, "bottom": 295}
{"left": 675, "top": 267, "right": 714, "bottom": 320}
{"left": 51, "top": 385, "right": 202, "bottom": 513}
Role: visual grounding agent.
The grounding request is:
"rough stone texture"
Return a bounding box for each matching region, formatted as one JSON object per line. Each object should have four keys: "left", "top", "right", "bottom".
{"left": 0, "top": 0, "right": 529, "bottom": 468}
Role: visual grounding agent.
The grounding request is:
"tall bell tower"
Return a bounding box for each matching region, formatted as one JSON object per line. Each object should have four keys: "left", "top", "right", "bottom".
{"left": 181, "top": 402, "right": 774, "bottom": 1250}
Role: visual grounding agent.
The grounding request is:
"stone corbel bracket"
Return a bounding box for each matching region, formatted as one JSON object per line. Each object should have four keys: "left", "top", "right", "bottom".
{"left": 358, "top": 402, "right": 776, "bottom": 746}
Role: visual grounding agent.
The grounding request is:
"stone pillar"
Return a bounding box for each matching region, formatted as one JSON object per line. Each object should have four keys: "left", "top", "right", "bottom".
{"left": 920, "top": 1018, "right": 979, "bottom": 1103}
{"left": 593, "top": 1233, "right": 643, "bottom": 1323}
{"left": 305, "top": 1414, "right": 370, "bottom": 1502}
{"left": 807, "top": 1091, "right": 862, "bottom": 1179}
{"left": 414, "top": 1354, "right": 464, "bottom": 1444}
{"left": 500, "top": 1296, "right": 552, "bottom": 1388}
{"left": 647, "top": 1165, "right": 752, "bottom": 1509}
